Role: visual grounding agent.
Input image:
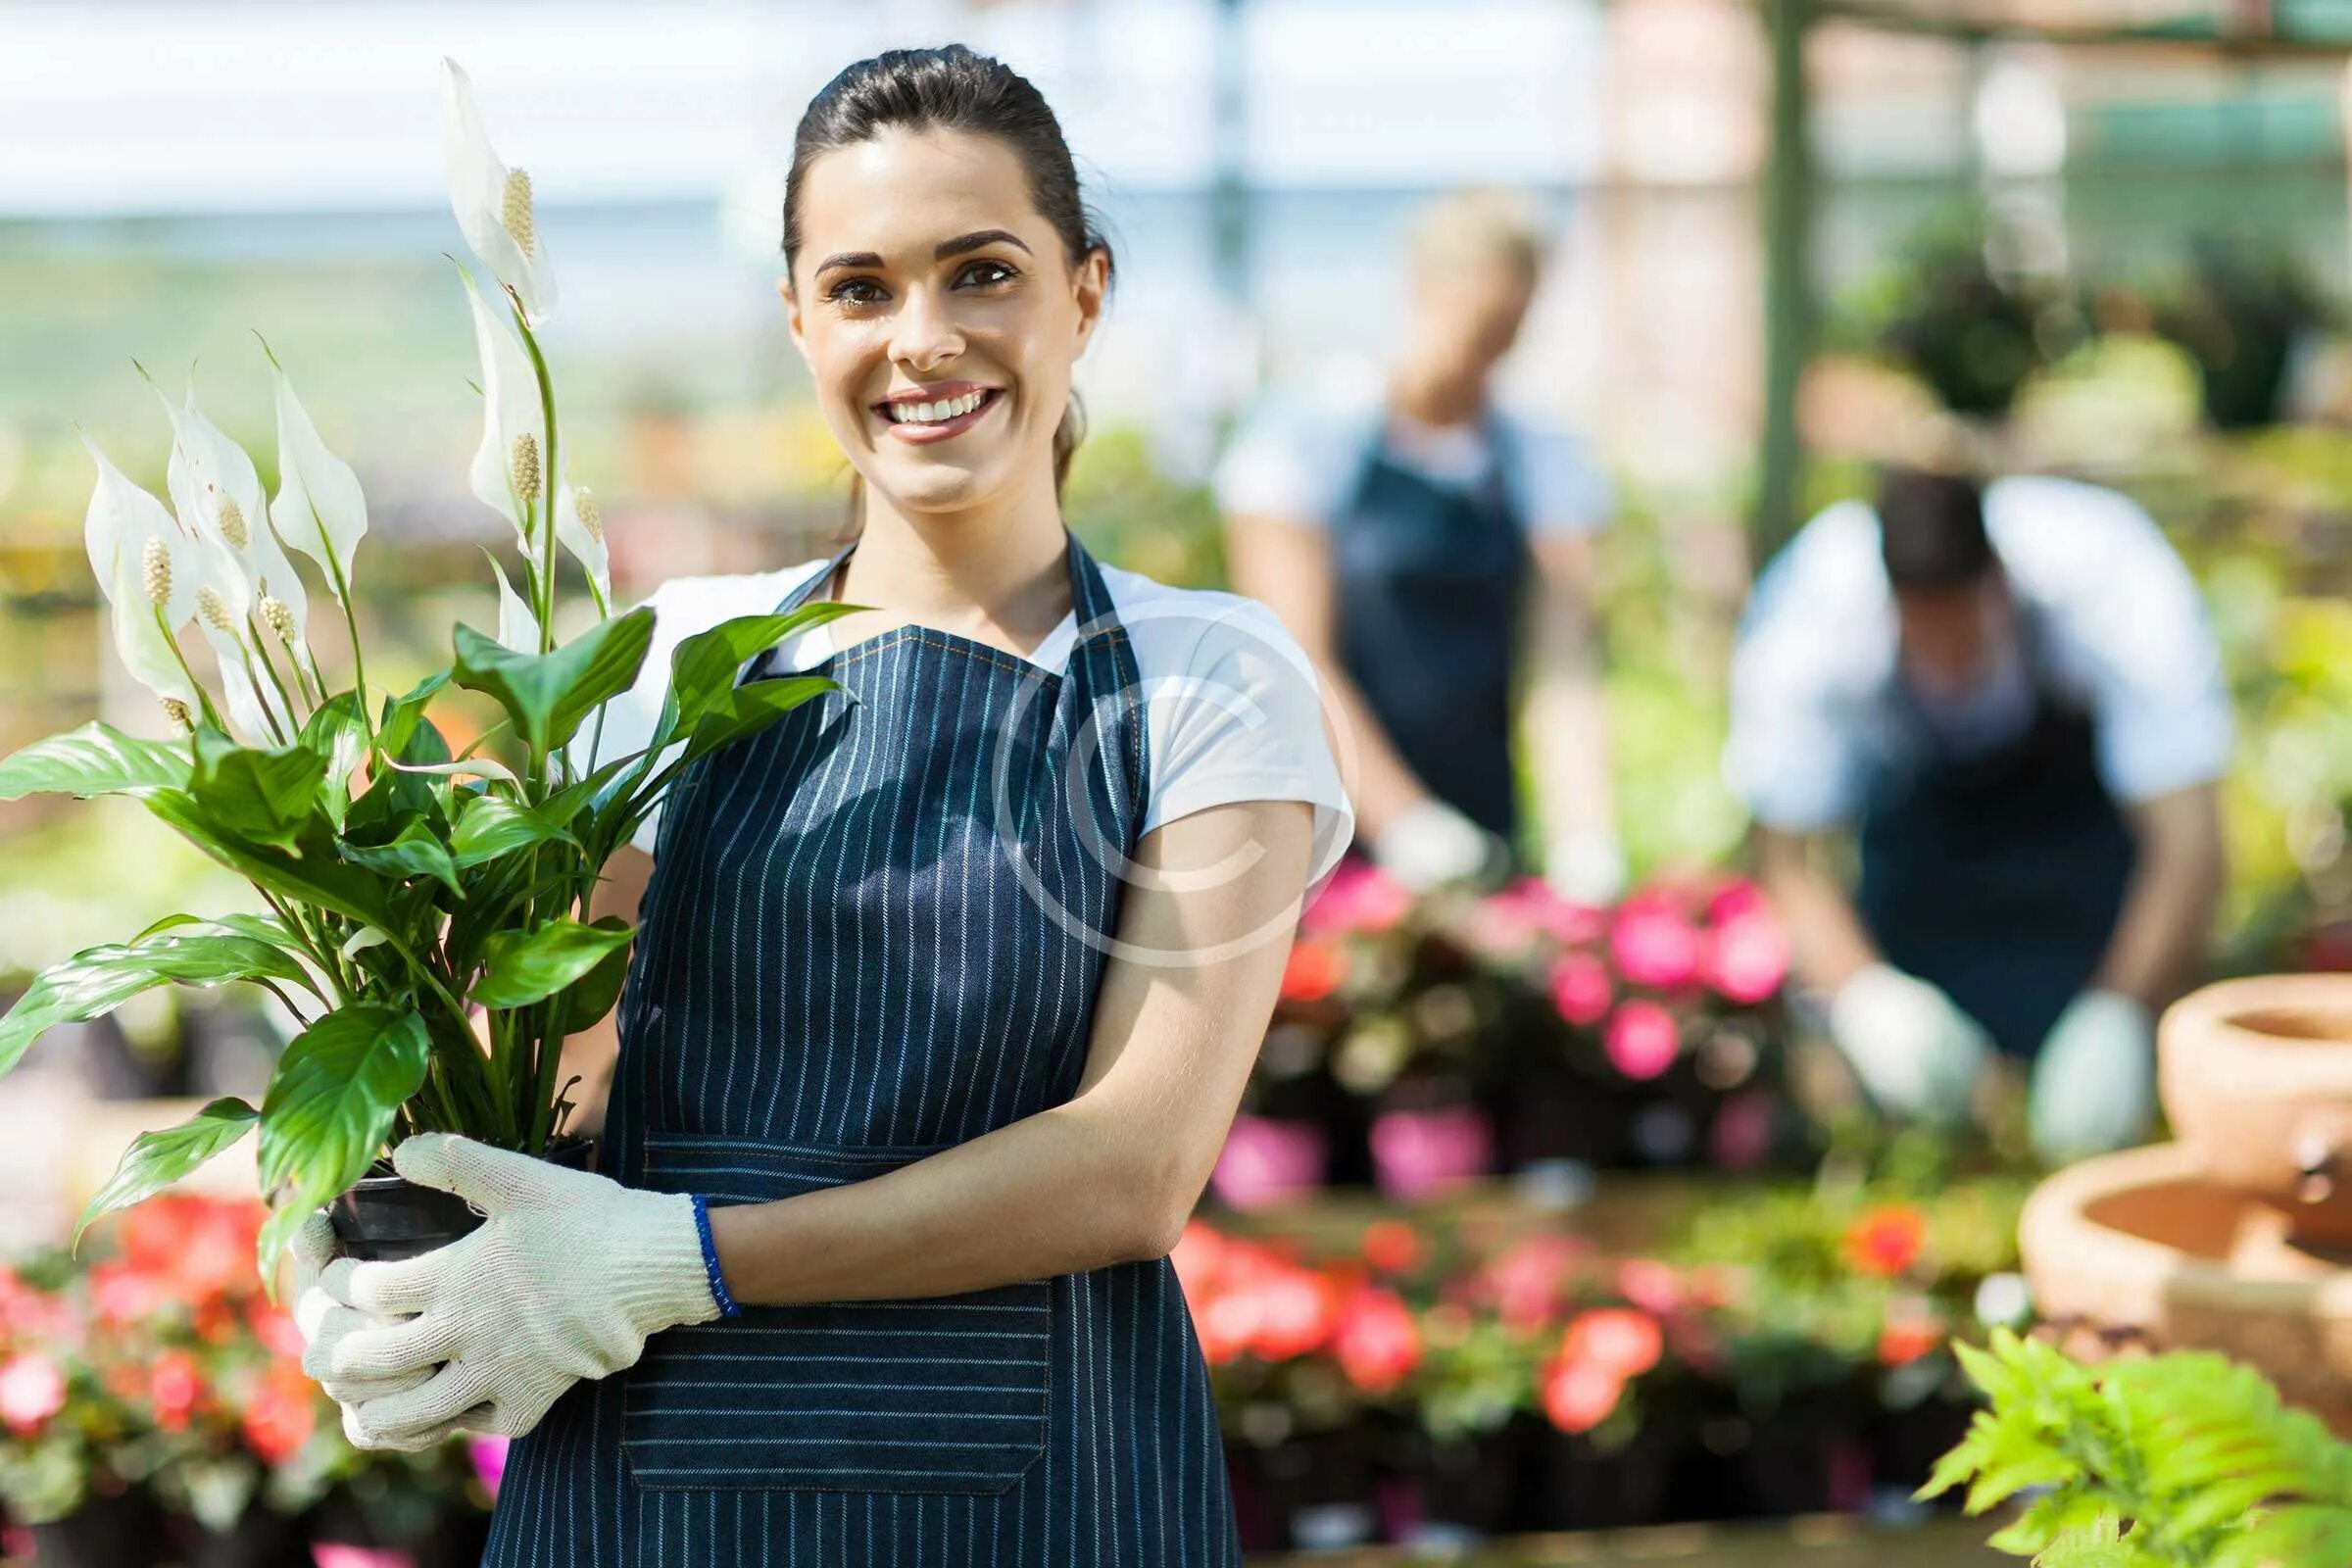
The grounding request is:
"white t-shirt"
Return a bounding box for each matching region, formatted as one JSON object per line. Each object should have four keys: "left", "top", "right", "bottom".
{"left": 1725, "top": 476, "right": 2232, "bottom": 834}
{"left": 1212, "top": 391, "right": 1613, "bottom": 535}
{"left": 585, "top": 557, "right": 1357, "bottom": 890}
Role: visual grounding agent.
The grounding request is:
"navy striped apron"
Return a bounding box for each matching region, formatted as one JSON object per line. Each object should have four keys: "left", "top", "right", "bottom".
{"left": 483, "top": 531, "right": 1243, "bottom": 1566}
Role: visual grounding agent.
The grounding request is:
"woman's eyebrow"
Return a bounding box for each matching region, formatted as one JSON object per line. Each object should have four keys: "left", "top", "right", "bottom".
{"left": 814, "top": 250, "right": 883, "bottom": 276}
{"left": 935, "top": 228, "right": 1032, "bottom": 260}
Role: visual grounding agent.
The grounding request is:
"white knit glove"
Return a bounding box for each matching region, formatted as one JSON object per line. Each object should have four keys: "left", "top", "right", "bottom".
{"left": 315, "top": 1133, "right": 720, "bottom": 1451}
{"left": 1543, "top": 829, "right": 1628, "bottom": 906}
{"left": 291, "top": 1213, "right": 440, "bottom": 1449}
{"left": 1374, "top": 799, "right": 1507, "bottom": 894}
{"left": 1828, "top": 963, "right": 1994, "bottom": 1124}
{"left": 2029, "top": 989, "right": 2156, "bottom": 1165}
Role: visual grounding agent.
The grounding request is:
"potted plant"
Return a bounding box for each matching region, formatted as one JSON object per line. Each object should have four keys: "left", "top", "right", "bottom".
{"left": 0, "top": 60, "right": 845, "bottom": 1276}
{"left": 2150, "top": 236, "right": 2333, "bottom": 431}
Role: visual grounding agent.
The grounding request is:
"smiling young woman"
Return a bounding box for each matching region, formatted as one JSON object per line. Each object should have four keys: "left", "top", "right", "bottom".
{"left": 292, "top": 44, "right": 1354, "bottom": 1567}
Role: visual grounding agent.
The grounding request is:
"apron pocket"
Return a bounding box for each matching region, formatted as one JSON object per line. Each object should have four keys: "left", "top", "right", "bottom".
{"left": 620, "top": 1134, "right": 1051, "bottom": 1494}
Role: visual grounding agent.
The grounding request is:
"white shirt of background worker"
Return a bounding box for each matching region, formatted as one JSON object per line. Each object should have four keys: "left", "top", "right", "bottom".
{"left": 1216, "top": 187, "right": 1622, "bottom": 903}
{"left": 1725, "top": 471, "right": 2230, "bottom": 1161}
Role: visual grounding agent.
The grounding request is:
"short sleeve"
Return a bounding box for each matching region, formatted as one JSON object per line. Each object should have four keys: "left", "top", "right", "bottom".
{"left": 1507, "top": 417, "right": 1614, "bottom": 535}
{"left": 1990, "top": 480, "right": 2233, "bottom": 804}
{"left": 1131, "top": 592, "right": 1356, "bottom": 892}
{"left": 563, "top": 565, "right": 824, "bottom": 857}
{"left": 1722, "top": 504, "right": 1886, "bottom": 833}
{"left": 1210, "top": 400, "right": 1359, "bottom": 528}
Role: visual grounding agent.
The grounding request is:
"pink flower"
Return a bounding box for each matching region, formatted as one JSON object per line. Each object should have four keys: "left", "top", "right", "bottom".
{"left": 469, "top": 1435, "right": 512, "bottom": 1496}
{"left": 0, "top": 1354, "right": 66, "bottom": 1437}
{"left": 1301, "top": 861, "right": 1411, "bottom": 937}
{"left": 1474, "top": 879, "right": 1606, "bottom": 951}
{"left": 1547, "top": 952, "right": 1614, "bottom": 1026}
{"left": 1562, "top": 1308, "right": 1664, "bottom": 1378}
{"left": 1541, "top": 1357, "right": 1625, "bottom": 1434}
{"left": 1706, "top": 879, "right": 1769, "bottom": 926}
{"left": 1705, "top": 911, "right": 1788, "bottom": 1004}
{"left": 1604, "top": 1002, "right": 1681, "bottom": 1081}
{"left": 1615, "top": 1259, "right": 1684, "bottom": 1316}
{"left": 1609, "top": 894, "right": 1705, "bottom": 990}
{"left": 1332, "top": 1289, "right": 1422, "bottom": 1396}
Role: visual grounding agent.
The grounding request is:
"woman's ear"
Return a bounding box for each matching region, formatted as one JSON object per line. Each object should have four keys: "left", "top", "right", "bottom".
{"left": 780, "top": 274, "right": 810, "bottom": 362}
{"left": 1071, "top": 246, "right": 1109, "bottom": 357}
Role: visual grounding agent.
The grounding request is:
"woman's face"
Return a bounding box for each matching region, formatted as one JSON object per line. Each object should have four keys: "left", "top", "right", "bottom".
{"left": 785, "top": 128, "right": 1107, "bottom": 519}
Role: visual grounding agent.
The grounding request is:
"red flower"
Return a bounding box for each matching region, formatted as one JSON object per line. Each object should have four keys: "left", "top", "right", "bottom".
{"left": 1604, "top": 1002, "right": 1681, "bottom": 1081}
{"left": 1541, "top": 1356, "right": 1625, "bottom": 1434}
{"left": 1608, "top": 893, "right": 1705, "bottom": 990}
{"left": 248, "top": 1300, "right": 306, "bottom": 1361}
{"left": 1300, "top": 862, "right": 1411, "bottom": 938}
{"left": 1844, "top": 1206, "right": 1929, "bottom": 1279}
{"left": 1170, "top": 1223, "right": 1229, "bottom": 1298}
{"left": 1279, "top": 939, "right": 1348, "bottom": 1003}
{"left": 149, "top": 1350, "right": 204, "bottom": 1432}
{"left": 1877, "top": 1321, "right": 1944, "bottom": 1367}
{"left": 1561, "top": 1309, "right": 1664, "bottom": 1379}
{"left": 86, "top": 1262, "right": 161, "bottom": 1327}
{"left": 1547, "top": 952, "right": 1613, "bottom": 1026}
{"left": 1359, "top": 1219, "right": 1423, "bottom": 1275}
{"left": 1615, "top": 1259, "right": 1684, "bottom": 1316}
{"left": 1704, "top": 911, "right": 1789, "bottom": 1004}
{"left": 1332, "top": 1288, "right": 1422, "bottom": 1396}
{"left": 0, "top": 1354, "right": 66, "bottom": 1437}
{"left": 1250, "top": 1266, "right": 1340, "bottom": 1362}
{"left": 240, "top": 1365, "right": 317, "bottom": 1465}
{"left": 1479, "top": 1236, "right": 1584, "bottom": 1330}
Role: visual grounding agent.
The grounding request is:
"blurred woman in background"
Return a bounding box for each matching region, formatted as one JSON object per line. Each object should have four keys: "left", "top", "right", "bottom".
{"left": 1217, "top": 187, "right": 1620, "bottom": 900}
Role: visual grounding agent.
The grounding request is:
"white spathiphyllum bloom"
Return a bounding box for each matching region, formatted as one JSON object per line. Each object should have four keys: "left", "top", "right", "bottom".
{"left": 443, "top": 58, "right": 555, "bottom": 325}
{"left": 462, "top": 266, "right": 548, "bottom": 543}
{"left": 153, "top": 374, "right": 313, "bottom": 659}
{"left": 554, "top": 481, "right": 611, "bottom": 608}
{"left": 266, "top": 355, "right": 369, "bottom": 605}
{"left": 80, "top": 435, "right": 198, "bottom": 710}
{"left": 486, "top": 553, "right": 539, "bottom": 656}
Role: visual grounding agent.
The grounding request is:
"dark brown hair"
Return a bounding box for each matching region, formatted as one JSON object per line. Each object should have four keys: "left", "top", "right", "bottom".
{"left": 783, "top": 45, "right": 1111, "bottom": 502}
{"left": 1878, "top": 466, "right": 1998, "bottom": 591}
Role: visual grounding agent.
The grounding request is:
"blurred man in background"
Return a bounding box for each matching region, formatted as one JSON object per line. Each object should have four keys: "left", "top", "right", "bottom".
{"left": 1216, "top": 187, "right": 1622, "bottom": 901}
{"left": 1727, "top": 466, "right": 2230, "bottom": 1161}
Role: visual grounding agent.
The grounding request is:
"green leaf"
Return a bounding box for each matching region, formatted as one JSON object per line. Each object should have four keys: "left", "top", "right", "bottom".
{"left": 453, "top": 608, "right": 654, "bottom": 758}
{"left": 376, "top": 669, "right": 451, "bottom": 760}
{"left": 299, "top": 693, "right": 370, "bottom": 829}
{"left": 0, "top": 930, "right": 315, "bottom": 1077}
{"left": 145, "top": 791, "right": 395, "bottom": 931}
{"left": 678, "top": 675, "right": 840, "bottom": 765}
{"left": 557, "top": 916, "right": 633, "bottom": 1031}
{"left": 75, "top": 1099, "right": 259, "bottom": 1250}
{"left": 0, "top": 721, "right": 190, "bottom": 800}
{"left": 470, "top": 918, "right": 634, "bottom": 1009}
{"left": 255, "top": 1004, "right": 431, "bottom": 1222}
{"left": 658, "top": 603, "right": 860, "bottom": 742}
{"left": 449, "top": 793, "right": 581, "bottom": 867}
{"left": 340, "top": 819, "right": 464, "bottom": 900}
{"left": 187, "top": 727, "right": 329, "bottom": 852}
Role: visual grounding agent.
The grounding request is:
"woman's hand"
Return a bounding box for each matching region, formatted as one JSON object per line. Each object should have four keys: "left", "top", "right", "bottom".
{"left": 317, "top": 1133, "right": 721, "bottom": 1451}
{"left": 292, "top": 1213, "right": 439, "bottom": 1447}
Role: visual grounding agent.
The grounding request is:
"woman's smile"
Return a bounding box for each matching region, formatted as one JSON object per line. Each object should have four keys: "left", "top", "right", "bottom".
{"left": 873, "top": 381, "right": 1005, "bottom": 444}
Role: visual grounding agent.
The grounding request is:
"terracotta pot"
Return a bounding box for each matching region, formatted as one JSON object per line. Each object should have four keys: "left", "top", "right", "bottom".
{"left": 2159, "top": 975, "right": 2352, "bottom": 1244}
{"left": 2020, "top": 1141, "right": 2352, "bottom": 1433}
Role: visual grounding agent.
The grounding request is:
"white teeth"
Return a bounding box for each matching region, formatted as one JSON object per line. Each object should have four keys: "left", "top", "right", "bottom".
{"left": 886, "top": 391, "right": 988, "bottom": 425}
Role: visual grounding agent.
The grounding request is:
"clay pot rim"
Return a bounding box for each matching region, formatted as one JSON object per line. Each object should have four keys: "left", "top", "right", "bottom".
{"left": 2161, "top": 975, "right": 2352, "bottom": 1098}
{"left": 2022, "top": 1141, "right": 2352, "bottom": 1314}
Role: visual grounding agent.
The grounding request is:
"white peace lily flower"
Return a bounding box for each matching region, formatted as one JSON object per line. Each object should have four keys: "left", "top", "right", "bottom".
{"left": 554, "top": 480, "right": 611, "bottom": 606}
{"left": 486, "top": 552, "right": 539, "bottom": 656}
{"left": 462, "top": 267, "right": 547, "bottom": 544}
{"left": 152, "top": 372, "right": 314, "bottom": 654}
{"left": 267, "top": 356, "right": 370, "bottom": 605}
{"left": 80, "top": 434, "right": 198, "bottom": 709}
{"left": 443, "top": 58, "right": 555, "bottom": 325}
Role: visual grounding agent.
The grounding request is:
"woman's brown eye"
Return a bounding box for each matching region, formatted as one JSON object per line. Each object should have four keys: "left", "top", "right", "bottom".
{"left": 957, "top": 261, "right": 1015, "bottom": 288}
{"left": 829, "top": 278, "right": 886, "bottom": 305}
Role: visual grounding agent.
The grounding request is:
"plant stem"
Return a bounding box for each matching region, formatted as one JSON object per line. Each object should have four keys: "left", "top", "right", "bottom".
{"left": 236, "top": 647, "right": 290, "bottom": 745}
{"left": 512, "top": 291, "right": 561, "bottom": 655}
{"left": 250, "top": 623, "right": 307, "bottom": 729}
{"left": 306, "top": 514, "right": 373, "bottom": 749}
{"left": 158, "top": 609, "right": 226, "bottom": 731}
{"left": 257, "top": 891, "right": 350, "bottom": 1007}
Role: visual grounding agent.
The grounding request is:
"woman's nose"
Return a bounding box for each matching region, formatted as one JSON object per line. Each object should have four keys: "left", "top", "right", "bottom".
{"left": 890, "top": 287, "right": 964, "bottom": 374}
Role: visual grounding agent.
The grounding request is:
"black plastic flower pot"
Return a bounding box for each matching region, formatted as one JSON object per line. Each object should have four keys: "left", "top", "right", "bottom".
{"left": 328, "top": 1136, "right": 595, "bottom": 1263}
{"left": 176, "top": 1505, "right": 308, "bottom": 1568}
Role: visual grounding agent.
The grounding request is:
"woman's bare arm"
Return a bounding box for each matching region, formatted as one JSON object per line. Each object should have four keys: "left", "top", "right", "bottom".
{"left": 707, "top": 796, "right": 1313, "bottom": 1303}
{"left": 555, "top": 843, "right": 656, "bottom": 1141}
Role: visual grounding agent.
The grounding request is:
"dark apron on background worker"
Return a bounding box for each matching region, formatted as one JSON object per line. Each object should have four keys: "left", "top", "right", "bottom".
{"left": 1855, "top": 610, "right": 2136, "bottom": 1058}
{"left": 1329, "top": 413, "right": 1533, "bottom": 848}
{"left": 484, "top": 532, "right": 1243, "bottom": 1567}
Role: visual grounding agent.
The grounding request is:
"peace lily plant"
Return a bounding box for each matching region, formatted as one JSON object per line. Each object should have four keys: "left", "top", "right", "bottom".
{"left": 0, "top": 60, "right": 845, "bottom": 1278}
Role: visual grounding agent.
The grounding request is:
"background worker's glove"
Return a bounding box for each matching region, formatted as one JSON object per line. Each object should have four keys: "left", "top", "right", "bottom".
{"left": 1828, "top": 963, "right": 1995, "bottom": 1123}
{"left": 1543, "top": 829, "right": 1629, "bottom": 906}
{"left": 291, "top": 1213, "right": 439, "bottom": 1448}
{"left": 2028, "top": 989, "right": 2156, "bottom": 1164}
{"left": 1373, "top": 799, "right": 1509, "bottom": 894}
{"left": 316, "top": 1134, "right": 721, "bottom": 1451}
